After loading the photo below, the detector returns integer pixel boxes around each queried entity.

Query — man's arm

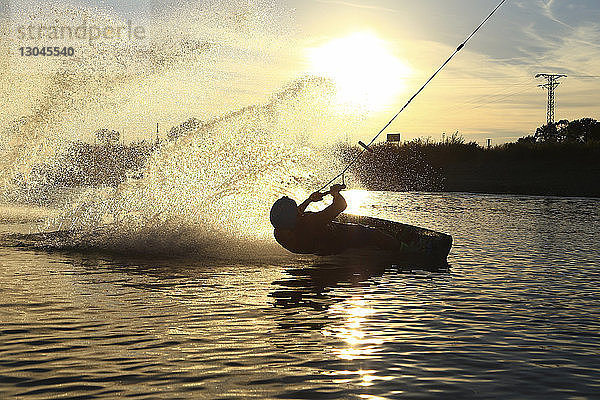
[310,184,347,224]
[298,191,324,213]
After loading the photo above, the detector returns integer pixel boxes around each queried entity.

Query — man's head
[270,196,298,230]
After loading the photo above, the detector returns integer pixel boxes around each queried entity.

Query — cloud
[312,0,398,14]
[538,0,573,29]
[514,1,600,72]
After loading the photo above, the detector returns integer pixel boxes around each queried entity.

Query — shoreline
[371,189,600,200]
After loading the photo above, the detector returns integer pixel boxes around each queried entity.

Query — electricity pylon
[535,73,567,125]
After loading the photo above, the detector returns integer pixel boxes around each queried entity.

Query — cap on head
[270,196,298,229]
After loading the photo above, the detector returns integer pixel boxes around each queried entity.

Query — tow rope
[317,0,508,192]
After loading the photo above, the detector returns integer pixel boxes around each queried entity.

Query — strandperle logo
[13,19,146,43]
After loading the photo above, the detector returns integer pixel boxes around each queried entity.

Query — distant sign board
[387,133,401,142]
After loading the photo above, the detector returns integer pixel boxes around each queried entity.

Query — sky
[288,0,600,143]
[2,0,600,145]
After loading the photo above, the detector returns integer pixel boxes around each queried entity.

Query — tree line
[341,118,600,197]
[519,118,600,144]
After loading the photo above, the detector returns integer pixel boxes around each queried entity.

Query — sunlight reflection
[358,394,393,400]
[324,297,383,361]
[342,189,370,215]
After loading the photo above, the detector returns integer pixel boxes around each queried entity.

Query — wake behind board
[320,213,453,270]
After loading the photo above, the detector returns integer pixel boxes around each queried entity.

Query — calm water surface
[1,192,599,399]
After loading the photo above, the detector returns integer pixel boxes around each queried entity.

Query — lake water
[1,191,599,399]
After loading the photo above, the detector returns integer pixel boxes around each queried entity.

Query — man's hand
[309,191,324,202]
[329,184,346,194]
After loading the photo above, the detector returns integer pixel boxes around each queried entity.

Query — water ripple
[1,193,600,399]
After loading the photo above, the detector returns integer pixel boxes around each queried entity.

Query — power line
[439,81,535,114]
[567,74,600,78]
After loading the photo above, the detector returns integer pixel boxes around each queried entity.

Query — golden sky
[2,0,600,145]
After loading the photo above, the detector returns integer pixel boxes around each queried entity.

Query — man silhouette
[270,184,398,255]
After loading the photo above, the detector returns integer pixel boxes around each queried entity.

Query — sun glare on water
[342,189,370,214]
[307,31,411,110]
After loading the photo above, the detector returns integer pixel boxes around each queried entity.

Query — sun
[306,31,411,110]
